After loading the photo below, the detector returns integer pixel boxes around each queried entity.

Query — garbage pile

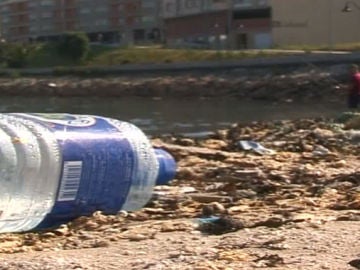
[0,116,359,257]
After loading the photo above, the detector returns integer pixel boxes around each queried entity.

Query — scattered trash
[253,254,285,267]
[0,116,356,269]
[238,140,276,155]
[197,215,244,235]
[312,145,331,156]
[197,216,221,223]
[0,113,177,233]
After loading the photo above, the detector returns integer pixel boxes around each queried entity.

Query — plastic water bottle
[0,113,177,233]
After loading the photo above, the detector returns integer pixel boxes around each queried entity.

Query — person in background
[347,64,360,109]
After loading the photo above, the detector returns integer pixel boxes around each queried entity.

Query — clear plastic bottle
[0,113,176,233]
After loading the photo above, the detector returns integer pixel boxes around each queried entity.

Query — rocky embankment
[0,63,350,103]
[0,116,359,269]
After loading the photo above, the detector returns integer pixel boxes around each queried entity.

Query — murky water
[0,96,345,136]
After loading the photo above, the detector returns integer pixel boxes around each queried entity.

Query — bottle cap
[154,148,177,185]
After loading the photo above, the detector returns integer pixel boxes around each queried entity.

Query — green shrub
[57,32,90,62]
[0,43,9,65]
[3,43,37,68]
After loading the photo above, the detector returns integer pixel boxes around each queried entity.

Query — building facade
[164,0,360,50]
[0,0,163,45]
[163,0,272,49]
[1,0,360,49]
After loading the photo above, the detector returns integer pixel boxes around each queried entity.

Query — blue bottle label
[11,113,158,228]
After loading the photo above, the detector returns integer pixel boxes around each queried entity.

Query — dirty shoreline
[0,116,359,269]
[0,62,359,269]
[0,63,350,104]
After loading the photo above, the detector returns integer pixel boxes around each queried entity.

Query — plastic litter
[238,140,276,155]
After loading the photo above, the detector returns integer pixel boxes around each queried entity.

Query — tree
[57,32,90,62]
[2,42,36,68]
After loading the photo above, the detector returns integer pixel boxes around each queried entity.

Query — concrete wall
[271,0,360,47]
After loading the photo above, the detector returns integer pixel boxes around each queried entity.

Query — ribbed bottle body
[0,113,161,232]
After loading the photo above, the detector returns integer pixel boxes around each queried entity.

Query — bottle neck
[154,148,177,185]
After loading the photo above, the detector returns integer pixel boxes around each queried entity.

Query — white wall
[271,0,360,47]
[254,32,272,49]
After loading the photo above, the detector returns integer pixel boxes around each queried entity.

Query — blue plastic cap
[154,148,177,185]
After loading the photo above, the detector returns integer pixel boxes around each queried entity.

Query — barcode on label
[58,161,82,201]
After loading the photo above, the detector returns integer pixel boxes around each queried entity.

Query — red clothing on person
[348,71,360,108]
[350,72,360,95]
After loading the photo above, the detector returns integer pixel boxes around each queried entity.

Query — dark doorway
[236,33,248,49]
[133,29,145,43]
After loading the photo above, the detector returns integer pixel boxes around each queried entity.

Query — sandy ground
[0,117,359,269]
[0,220,359,270]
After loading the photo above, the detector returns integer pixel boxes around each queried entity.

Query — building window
[142,16,155,23]
[164,1,176,17]
[40,25,52,31]
[30,26,38,33]
[95,19,108,26]
[142,0,156,8]
[165,2,173,12]
[126,16,134,25]
[28,2,38,8]
[132,17,141,24]
[40,0,54,6]
[1,6,9,12]
[80,8,91,14]
[95,6,107,13]
[125,2,139,12]
[234,0,253,8]
[1,17,9,23]
[257,0,268,6]
[41,12,52,18]
[185,0,201,8]
[233,7,271,19]
[133,29,145,41]
[30,13,38,20]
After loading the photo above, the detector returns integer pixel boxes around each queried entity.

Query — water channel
[0,96,345,137]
